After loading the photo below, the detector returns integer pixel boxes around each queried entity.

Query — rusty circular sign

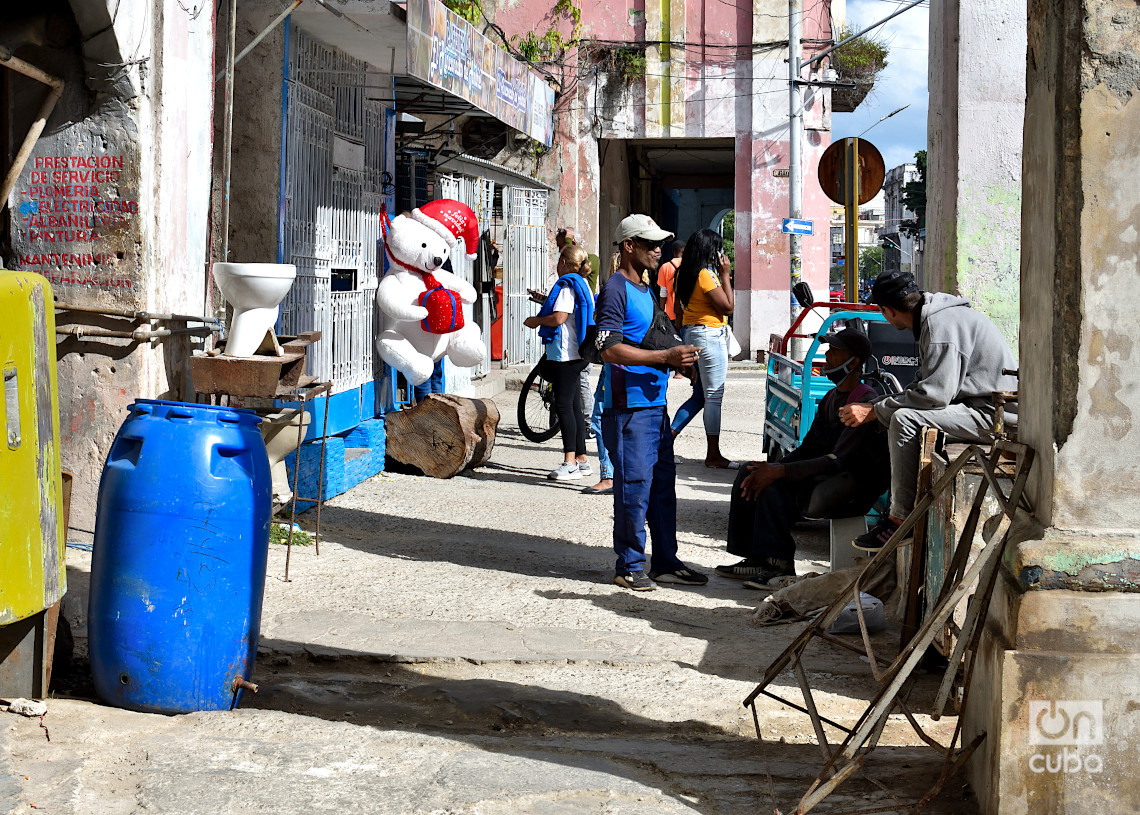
[817,138,886,206]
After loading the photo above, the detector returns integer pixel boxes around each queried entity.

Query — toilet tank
[0,271,66,625]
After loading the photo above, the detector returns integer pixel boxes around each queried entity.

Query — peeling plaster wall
[4,1,215,539]
[1039,6,1140,533]
[927,0,1026,350]
[965,2,1140,811]
[1017,0,1140,531]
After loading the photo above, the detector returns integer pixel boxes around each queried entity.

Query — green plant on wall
[832,24,889,78]
[588,44,647,82]
[442,0,481,25]
[511,0,582,62]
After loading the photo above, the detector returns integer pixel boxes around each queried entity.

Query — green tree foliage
[859,246,884,280]
[900,150,926,238]
[511,0,583,62]
[442,0,481,24]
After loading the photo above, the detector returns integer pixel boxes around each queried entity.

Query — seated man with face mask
[717,328,891,589]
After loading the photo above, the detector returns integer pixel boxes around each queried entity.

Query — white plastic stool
[830,516,867,572]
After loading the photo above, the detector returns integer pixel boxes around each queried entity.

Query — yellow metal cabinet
[0,271,65,697]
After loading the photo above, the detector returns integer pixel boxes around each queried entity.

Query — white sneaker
[577,461,592,476]
[548,462,582,481]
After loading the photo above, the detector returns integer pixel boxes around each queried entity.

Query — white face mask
[821,357,857,385]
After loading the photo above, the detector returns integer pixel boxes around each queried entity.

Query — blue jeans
[589,378,613,480]
[601,406,683,574]
[413,359,445,403]
[670,324,729,436]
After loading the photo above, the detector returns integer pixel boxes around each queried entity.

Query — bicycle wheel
[517,361,560,443]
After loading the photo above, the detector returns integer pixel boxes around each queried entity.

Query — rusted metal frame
[914,731,987,812]
[893,696,952,754]
[840,511,1015,763]
[793,659,836,764]
[748,703,784,814]
[813,628,894,670]
[0,51,64,214]
[744,501,924,707]
[56,325,215,340]
[56,303,222,325]
[216,0,302,82]
[280,378,333,580]
[312,393,330,556]
[804,803,915,815]
[932,447,1033,717]
[753,688,855,735]
[869,446,989,686]
[935,443,1026,600]
[772,442,1031,815]
[852,572,889,682]
[859,770,918,813]
[746,445,1001,810]
[796,756,866,814]
[745,463,957,708]
[935,446,995,599]
[284,399,304,582]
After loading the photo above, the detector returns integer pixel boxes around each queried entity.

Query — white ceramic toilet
[258,408,312,507]
[213,262,297,357]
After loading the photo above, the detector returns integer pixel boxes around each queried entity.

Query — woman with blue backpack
[525,244,597,481]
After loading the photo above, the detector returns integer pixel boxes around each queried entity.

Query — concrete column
[926,0,1026,348]
[966,2,1140,812]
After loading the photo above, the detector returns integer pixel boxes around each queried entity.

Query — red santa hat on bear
[410,199,480,261]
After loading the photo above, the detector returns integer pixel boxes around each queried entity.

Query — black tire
[517,361,560,443]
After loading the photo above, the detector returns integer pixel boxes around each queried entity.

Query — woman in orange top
[670,228,738,468]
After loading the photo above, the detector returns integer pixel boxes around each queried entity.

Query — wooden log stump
[385,394,500,478]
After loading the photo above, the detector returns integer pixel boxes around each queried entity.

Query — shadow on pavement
[245,638,974,815]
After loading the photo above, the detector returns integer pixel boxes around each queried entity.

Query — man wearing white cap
[594,214,706,591]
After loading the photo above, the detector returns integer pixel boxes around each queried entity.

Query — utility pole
[787,0,803,327]
[786,0,925,315]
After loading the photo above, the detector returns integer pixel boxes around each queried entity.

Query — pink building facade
[491,0,837,353]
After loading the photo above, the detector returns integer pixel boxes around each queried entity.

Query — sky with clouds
[831,0,929,172]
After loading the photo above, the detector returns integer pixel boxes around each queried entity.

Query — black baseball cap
[821,327,872,361]
[868,270,919,306]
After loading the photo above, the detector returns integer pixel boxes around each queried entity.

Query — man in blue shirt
[595,214,705,591]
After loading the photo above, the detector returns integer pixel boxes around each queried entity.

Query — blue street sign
[781,218,814,236]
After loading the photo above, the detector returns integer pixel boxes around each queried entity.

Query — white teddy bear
[375,199,487,386]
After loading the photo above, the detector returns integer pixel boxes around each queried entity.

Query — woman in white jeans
[670,228,737,468]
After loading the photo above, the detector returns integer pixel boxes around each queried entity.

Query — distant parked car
[829,282,844,302]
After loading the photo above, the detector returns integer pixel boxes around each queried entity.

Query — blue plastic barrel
[88,400,272,713]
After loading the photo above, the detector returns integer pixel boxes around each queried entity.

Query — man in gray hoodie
[838,270,1018,550]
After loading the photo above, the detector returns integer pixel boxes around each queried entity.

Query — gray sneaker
[577,461,592,476]
[548,462,582,481]
[614,571,656,591]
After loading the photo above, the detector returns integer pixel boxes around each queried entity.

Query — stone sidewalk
[2,370,979,815]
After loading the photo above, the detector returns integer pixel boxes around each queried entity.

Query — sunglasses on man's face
[632,238,662,251]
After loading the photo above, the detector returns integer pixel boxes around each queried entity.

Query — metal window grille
[280,25,381,395]
[502,187,549,366]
